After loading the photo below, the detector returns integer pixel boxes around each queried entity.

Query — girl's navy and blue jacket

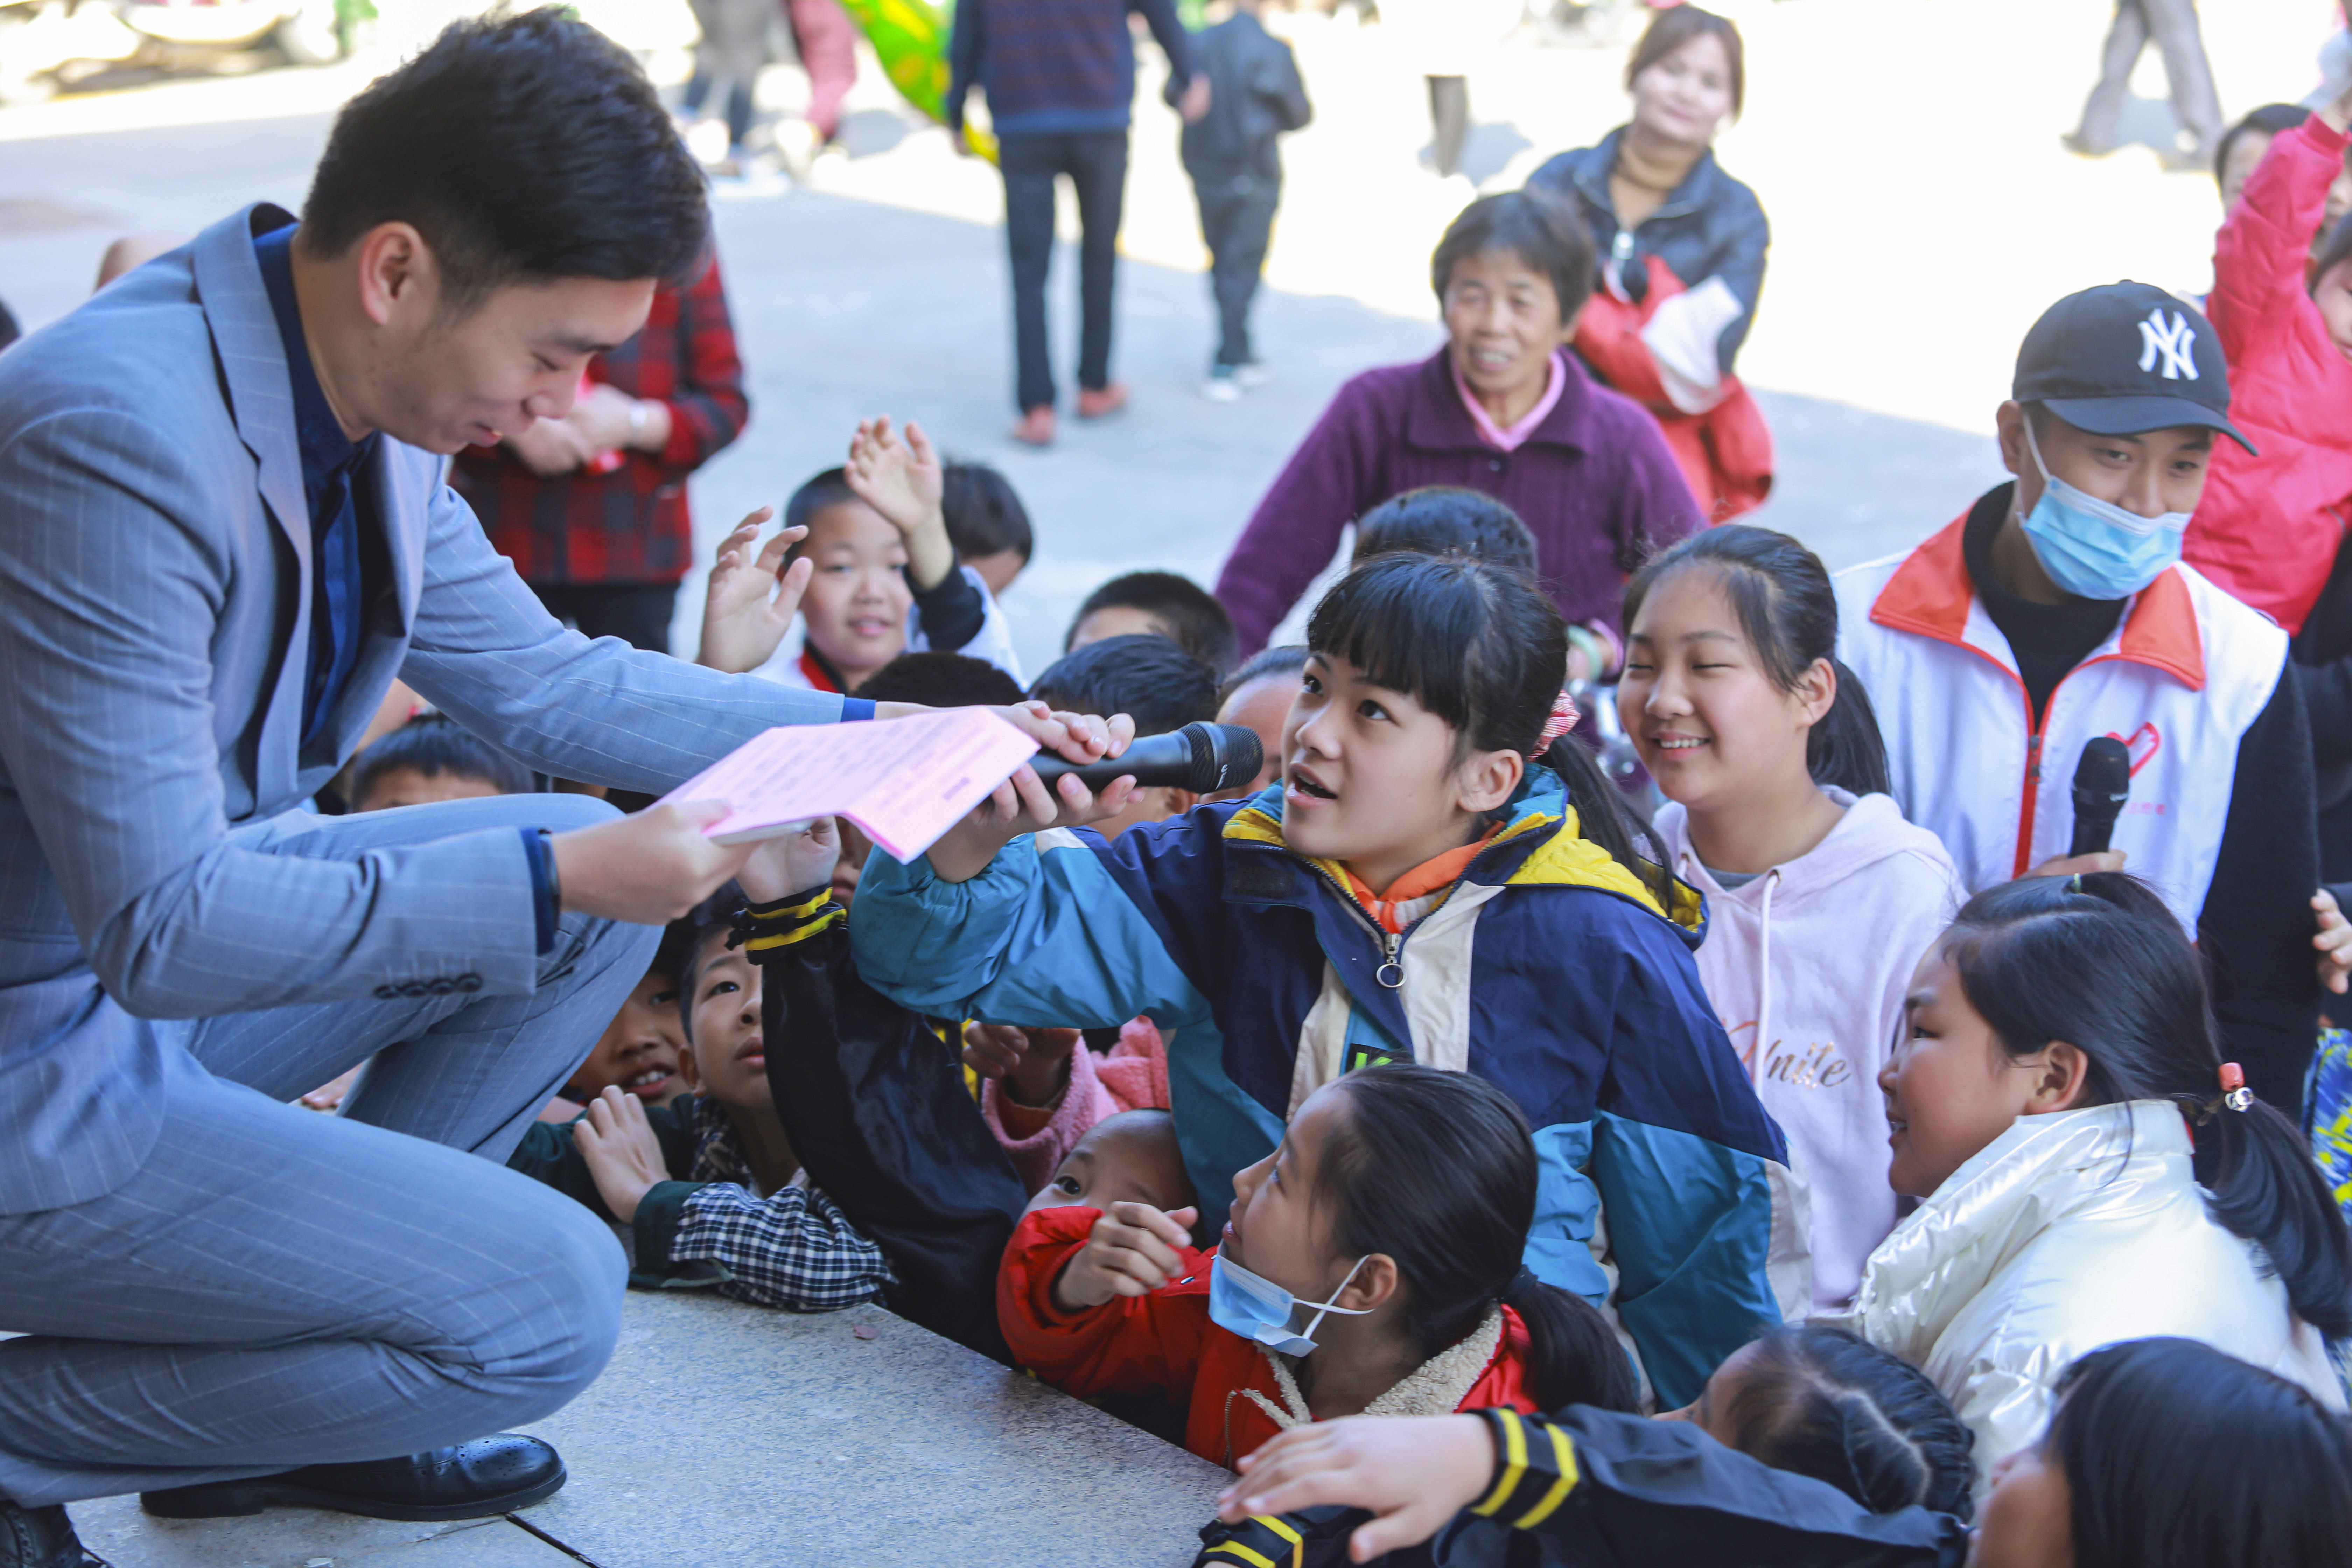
[851,768,1802,1407]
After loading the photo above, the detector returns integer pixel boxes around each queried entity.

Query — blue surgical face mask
[1206,1252,1371,1357]
[2014,419,2191,602]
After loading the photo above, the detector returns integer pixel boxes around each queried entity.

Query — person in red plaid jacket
[454,251,749,652]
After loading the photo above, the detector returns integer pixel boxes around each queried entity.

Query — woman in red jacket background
[997,1066,1639,1470]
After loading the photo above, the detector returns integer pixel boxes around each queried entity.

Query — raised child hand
[845,416,956,591]
[573,1085,674,1224]
[2315,888,2352,996]
[1219,1415,1496,1562]
[696,506,811,673]
[1051,1200,1200,1311]
[740,816,843,904]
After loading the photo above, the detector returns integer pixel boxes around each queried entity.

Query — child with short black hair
[1025,1108,1195,1220]
[538,919,696,1120]
[941,459,1034,597]
[1349,487,1539,576]
[346,713,530,811]
[1066,570,1238,676]
[700,418,1023,691]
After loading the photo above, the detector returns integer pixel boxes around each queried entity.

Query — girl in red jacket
[996,1065,1640,1470]
[2186,82,2352,633]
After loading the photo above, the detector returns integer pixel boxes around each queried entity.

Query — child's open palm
[696,505,811,673]
[573,1086,673,1224]
[845,416,956,590]
[1052,1200,1200,1311]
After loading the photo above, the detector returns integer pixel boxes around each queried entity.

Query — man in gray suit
[0,13,1118,1566]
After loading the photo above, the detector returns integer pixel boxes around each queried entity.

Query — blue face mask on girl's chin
[1206,1252,1372,1358]
[2014,420,2192,602]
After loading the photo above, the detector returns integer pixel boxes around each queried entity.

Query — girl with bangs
[848,553,1801,1410]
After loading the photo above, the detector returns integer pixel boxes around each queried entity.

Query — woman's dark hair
[2214,102,2310,189]
[1625,4,1745,117]
[2049,1338,2352,1568]
[1621,524,1891,798]
[1719,1325,1975,1521]
[1315,1065,1640,1414]
[1030,634,1219,737]
[302,9,709,310]
[1942,874,2352,1339]
[941,461,1033,566]
[1218,644,1309,712]
[1308,554,1670,900]
[1350,488,1541,578]
[347,713,531,804]
[1067,571,1239,677]
[1431,190,1597,324]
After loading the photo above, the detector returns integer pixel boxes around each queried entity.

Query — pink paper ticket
[659,708,1041,862]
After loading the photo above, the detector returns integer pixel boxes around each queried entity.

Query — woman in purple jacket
[1212,191,1703,668]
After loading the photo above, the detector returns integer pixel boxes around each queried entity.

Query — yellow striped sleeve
[1202,1543,1278,1568]
[741,890,843,952]
[1511,1420,1580,1529]
[1470,1407,1529,1517]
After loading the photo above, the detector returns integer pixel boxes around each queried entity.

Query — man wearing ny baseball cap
[1836,281,2322,1107]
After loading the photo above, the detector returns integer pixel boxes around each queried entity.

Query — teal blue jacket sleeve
[849,830,1212,1032]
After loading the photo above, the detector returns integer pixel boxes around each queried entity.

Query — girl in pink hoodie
[1618,526,1963,1311]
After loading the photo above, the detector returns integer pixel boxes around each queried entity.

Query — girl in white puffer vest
[1846,871,2351,1499]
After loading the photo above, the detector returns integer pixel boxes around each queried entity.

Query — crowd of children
[288,9,2352,1562]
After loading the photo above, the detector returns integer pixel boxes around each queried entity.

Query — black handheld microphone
[1029,722,1265,796]
[2068,736,2132,858]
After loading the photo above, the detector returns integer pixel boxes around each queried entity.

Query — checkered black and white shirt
[668,1098,894,1312]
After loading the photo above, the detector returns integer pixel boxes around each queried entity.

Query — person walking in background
[1181,0,1309,402]
[455,252,749,654]
[947,0,1209,447]
[2063,0,2224,170]
[1527,4,1771,522]
[778,0,860,173]
[681,0,774,174]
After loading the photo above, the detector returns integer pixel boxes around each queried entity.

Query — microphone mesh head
[1182,722,1264,792]
[2079,736,2132,794]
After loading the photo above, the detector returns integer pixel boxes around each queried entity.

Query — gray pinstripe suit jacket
[0,204,838,1214]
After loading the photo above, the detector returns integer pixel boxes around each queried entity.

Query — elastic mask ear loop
[2019,415,2055,518]
[1295,1255,1374,1340]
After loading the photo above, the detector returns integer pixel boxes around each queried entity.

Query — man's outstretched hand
[551,799,754,926]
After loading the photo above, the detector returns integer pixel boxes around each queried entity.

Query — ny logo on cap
[2137,309,2199,382]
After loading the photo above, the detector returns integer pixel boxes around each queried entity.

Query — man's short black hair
[1067,570,1238,676]
[1030,635,1218,737]
[348,713,531,804]
[941,461,1034,565]
[857,651,1026,708]
[301,8,709,310]
[1218,644,1309,710]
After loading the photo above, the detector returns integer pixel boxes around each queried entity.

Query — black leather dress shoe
[0,1501,107,1568]
[138,1435,565,1523]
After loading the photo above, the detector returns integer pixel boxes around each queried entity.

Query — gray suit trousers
[0,794,650,1507]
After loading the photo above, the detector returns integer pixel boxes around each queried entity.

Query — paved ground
[66,1292,1231,1567]
[5,0,2333,667]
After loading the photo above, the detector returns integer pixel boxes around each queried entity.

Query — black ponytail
[1314,1065,1642,1414]
[1945,874,2352,1339]
[1722,1325,1975,1521]
[1309,554,1671,904]
[1620,524,1892,798]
